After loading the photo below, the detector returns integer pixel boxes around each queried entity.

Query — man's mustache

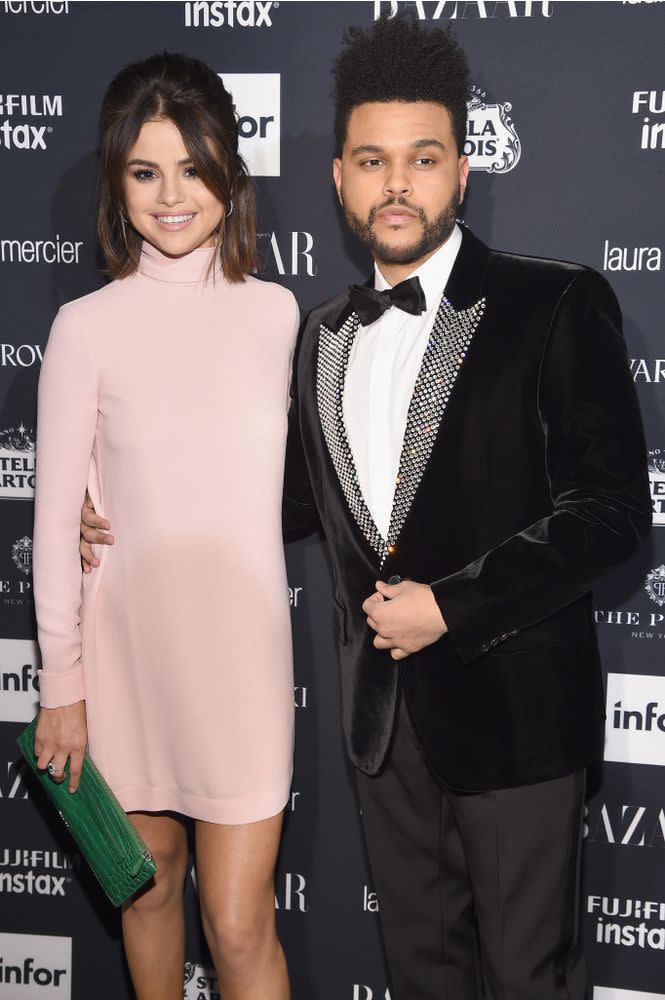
[368,198,425,224]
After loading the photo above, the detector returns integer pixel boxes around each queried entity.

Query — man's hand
[362,580,448,661]
[80,493,114,573]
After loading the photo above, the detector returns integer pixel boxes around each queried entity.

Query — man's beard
[342,186,461,266]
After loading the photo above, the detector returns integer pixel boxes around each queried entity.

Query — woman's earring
[226,200,234,219]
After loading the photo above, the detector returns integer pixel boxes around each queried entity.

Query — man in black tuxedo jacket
[81,14,651,1000]
[281,14,651,1000]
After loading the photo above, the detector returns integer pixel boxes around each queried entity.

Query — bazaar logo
[645,565,665,607]
[12,536,32,577]
[373,1,553,19]
[465,86,521,173]
[0,425,35,500]
[649,449,665,525]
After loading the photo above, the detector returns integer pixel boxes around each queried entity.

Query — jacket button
[388,575,401,585]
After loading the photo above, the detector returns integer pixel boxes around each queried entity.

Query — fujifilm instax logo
[218,73,279,176]
[185,1,275,28]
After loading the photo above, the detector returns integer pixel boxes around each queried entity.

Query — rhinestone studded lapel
[317,312,385,560]
[316,293,486,566]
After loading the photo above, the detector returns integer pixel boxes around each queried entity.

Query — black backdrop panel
[1,3,664,998]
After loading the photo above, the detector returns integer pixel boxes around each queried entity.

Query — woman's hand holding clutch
[34,701,88,793]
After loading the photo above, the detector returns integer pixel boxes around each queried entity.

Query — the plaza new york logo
[0,425,35,500]
[12,535,32,577]
[465,86,521,173]
[645,565,665,607]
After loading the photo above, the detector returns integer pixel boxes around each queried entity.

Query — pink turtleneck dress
[33,242,299,824]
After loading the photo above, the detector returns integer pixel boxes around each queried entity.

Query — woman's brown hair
[97,51,257,282]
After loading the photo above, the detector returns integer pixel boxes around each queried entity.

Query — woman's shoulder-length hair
[97,51,257,283]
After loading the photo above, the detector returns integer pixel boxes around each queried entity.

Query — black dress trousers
[355,695,586,1000]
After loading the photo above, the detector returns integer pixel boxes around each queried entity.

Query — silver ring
[47,762,65,777]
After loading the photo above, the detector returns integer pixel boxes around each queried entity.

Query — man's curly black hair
[332,12,470,156]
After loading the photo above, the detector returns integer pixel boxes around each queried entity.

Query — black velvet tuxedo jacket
[283,226,652,792]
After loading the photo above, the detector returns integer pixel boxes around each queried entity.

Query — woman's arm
[32,303,98,790]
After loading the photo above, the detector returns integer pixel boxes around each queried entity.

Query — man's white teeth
[156,214,194,224]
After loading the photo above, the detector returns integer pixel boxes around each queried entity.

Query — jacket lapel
[317,309,386,561]
[385,292,485,560]
[315,226,490,567]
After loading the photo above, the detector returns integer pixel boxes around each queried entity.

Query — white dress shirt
[343,224,462,540]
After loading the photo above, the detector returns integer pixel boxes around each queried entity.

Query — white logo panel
[0,639,40,723]
[0,932,71,997]
[219,72,280,177]
[605,673,665,766]
[594,989,665,1000]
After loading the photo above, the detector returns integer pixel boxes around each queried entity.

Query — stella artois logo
[649,448,665,525]
[0,424,36,500]
[183,962,218,999]
[465,85,521,174]
[12,536,32,577]
[645,565,665,607]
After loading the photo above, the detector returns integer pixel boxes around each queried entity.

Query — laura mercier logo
[2,1,70,12]
[602,239,661,272]
[465,86,521,173]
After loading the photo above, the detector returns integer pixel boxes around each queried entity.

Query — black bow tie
[349,275,427,327]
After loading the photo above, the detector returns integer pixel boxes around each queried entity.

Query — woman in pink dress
[32,52,297,1000]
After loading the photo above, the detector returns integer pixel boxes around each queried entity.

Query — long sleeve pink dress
[33,242,299,824]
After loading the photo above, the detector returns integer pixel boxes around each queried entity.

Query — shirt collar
[373,223,463,309]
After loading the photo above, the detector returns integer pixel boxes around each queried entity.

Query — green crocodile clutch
[17,715,157,907]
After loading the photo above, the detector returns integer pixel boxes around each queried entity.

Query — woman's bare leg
[122,812,189,1000]
[195,811,289,1000]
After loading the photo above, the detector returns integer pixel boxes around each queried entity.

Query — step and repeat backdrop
[1,1,664,998]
